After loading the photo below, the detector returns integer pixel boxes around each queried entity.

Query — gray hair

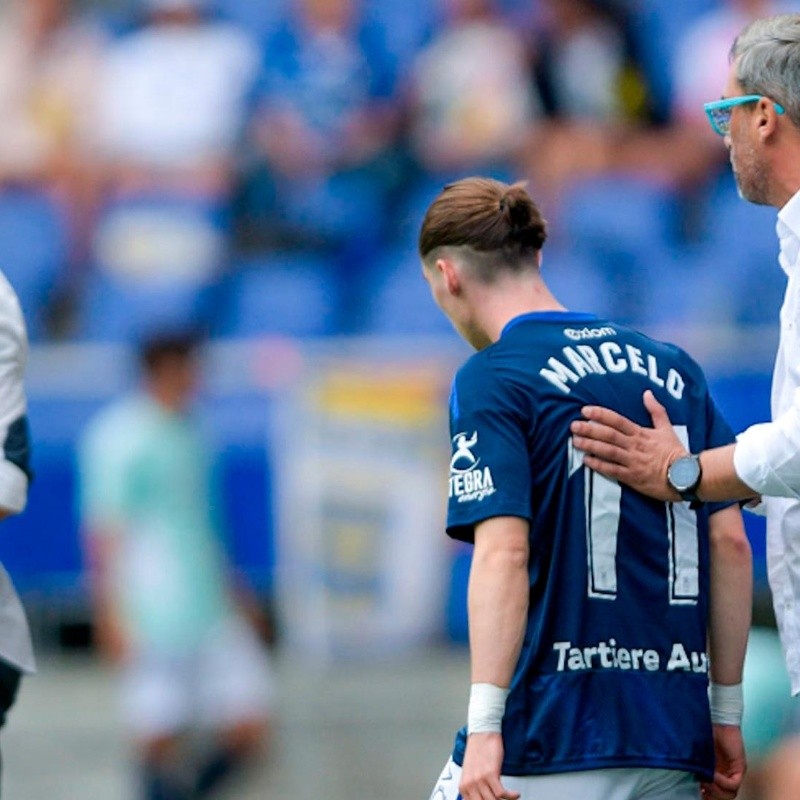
[731,13,800,127]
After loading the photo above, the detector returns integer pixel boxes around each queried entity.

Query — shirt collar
[777,189,800,274]
[500,311,598,338]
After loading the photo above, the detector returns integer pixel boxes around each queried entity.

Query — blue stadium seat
[78,272,213,342]
[214,252,339,338]
[558,175,682,324]
[685,177,783,325]
[364,245,457,336]
[0,190,67,340]
[77,194,229,341]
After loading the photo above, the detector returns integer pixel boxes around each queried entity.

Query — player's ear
[437,257,462,295]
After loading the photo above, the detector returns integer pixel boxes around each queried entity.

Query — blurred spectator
[79,332,274,800]
[76,0,260,341]
[406,0,536,178]
[237,0,402,331]
[0,0,108,334]
[739,625,800,800]
[523,0,657,202]
[97,0,258,200]
[241,0,400,250]
[0,0,104,192]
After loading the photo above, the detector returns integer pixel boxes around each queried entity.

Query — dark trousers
[0,660,22,797]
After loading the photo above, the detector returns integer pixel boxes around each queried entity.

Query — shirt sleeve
[446,357,532,542]
[733,386,800,499]
[78,414,136,531]
[0,276,30,515]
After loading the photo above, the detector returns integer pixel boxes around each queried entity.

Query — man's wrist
[709,681,743,726]
[667,453,704,508]
[467,683,509,734]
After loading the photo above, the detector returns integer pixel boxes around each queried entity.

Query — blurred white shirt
[734,188,800,694]
[98,20,258,168]
[0,272,34,676]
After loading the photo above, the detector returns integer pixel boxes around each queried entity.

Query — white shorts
[430,758,700,800]
[121,615,275,739]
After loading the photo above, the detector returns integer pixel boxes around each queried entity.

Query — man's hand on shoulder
[570,389,687,501]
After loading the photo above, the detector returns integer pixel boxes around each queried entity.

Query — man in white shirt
[0,272,35,792]
[569,13,800,694]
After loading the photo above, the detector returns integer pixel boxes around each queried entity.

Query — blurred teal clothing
[79,395,232,654]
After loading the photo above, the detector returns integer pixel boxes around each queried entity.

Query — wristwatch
[667,455,703,507]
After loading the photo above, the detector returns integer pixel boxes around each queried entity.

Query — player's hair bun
[419,177,548,264]
[499,185,533,231]
[500,184,547,250]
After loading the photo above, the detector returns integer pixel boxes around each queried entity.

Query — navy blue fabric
[446,312,736,779]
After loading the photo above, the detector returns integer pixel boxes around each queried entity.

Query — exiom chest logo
[449,431,496,503]
[564,326,617,341]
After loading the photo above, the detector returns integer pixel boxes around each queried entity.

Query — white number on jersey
[568,426,699,605]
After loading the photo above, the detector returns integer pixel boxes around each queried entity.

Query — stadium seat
[78,271,214,342]
[686,178,783,325]
[0,190,67,340]
[363,245,457,336]
[558,175,682,324]
[77,193,229,341]
[213,252,339,338]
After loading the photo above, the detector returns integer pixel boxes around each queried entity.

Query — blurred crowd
[0,0,794,343]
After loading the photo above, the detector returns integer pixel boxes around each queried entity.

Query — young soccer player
[422,178,752,800]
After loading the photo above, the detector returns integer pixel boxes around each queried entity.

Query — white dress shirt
[734,188,800,694]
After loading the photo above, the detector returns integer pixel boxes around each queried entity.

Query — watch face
[669,457,701,493]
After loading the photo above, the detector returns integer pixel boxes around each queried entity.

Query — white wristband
[467,683,509,734]
[709,682,743,726]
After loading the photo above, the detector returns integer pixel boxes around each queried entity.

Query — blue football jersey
[446,311,737,779]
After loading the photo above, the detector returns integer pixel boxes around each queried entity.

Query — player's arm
[460,515,528,800]
[84,526,129,665]
[570,390,759,502]
[702,504,752,800]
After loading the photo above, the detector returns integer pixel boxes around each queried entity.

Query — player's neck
[476,279,566,346]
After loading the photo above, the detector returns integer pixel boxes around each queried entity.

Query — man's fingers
[490,778,520,800]
[580,405,640,435]
[582,455,626,480]
[570,420,632,449]
[572,436,630,467]
[642,389,671,430]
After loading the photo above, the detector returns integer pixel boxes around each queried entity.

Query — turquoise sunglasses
[704,94,785,136]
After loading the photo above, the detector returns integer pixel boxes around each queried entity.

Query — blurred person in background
[0,274,35,792]
[0,0,108,333]
[406,0,536,181]
[522,0,656,204]
[83,0,259,330]
[0,0,105,205]
[515,0,692,326]
[421,178,751,800]
[96,0,258,201]
[79,332,274,800]
[736,623,800,799]
[239,0,401,326]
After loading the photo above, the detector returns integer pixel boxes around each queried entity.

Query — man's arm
[84,528,128,665]
[702,504,752,800]
[570,390,759,502]
[459,516,529,800]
